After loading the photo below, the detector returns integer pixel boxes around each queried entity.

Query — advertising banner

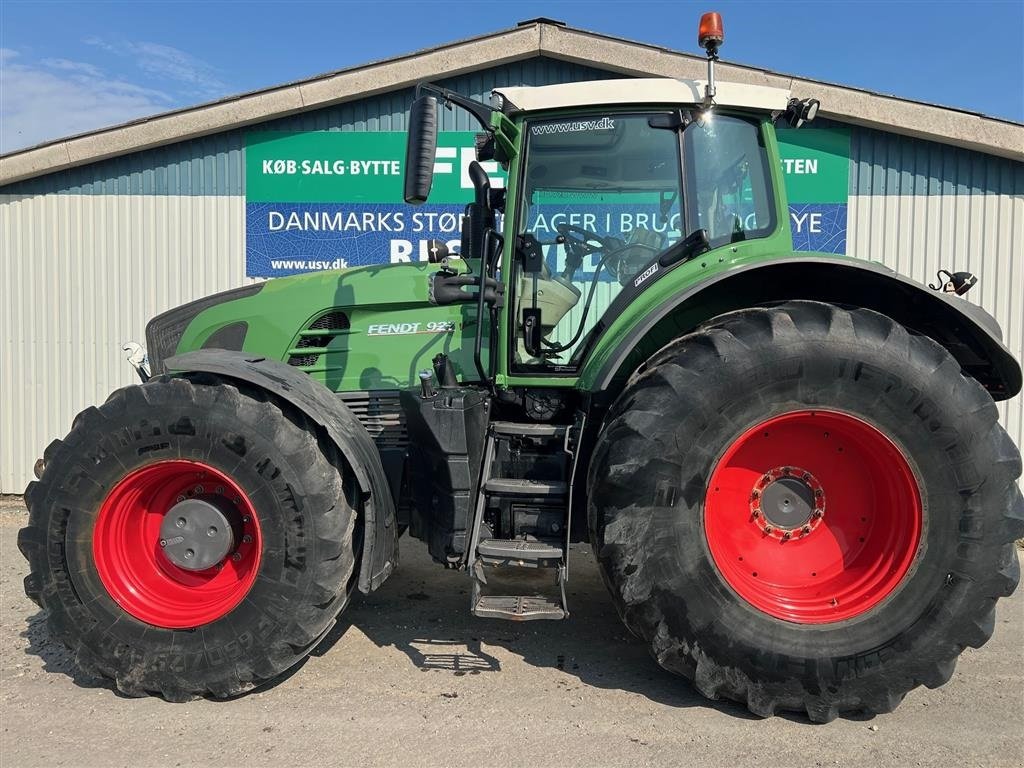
[245,131,505,277]
[245,125,851,277]
[777,127,851,253]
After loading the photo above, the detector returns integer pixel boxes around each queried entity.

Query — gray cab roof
[496,78,791,114]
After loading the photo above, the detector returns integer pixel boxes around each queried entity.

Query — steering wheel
[555,223,612,251]
[555,223,619,281]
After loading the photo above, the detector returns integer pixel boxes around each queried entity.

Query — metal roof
[1,19,1021,186]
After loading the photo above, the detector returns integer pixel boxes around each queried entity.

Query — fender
[582,256,1022,402]
[166,349,397,593]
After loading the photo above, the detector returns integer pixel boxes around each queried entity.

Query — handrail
[473,229,504,390]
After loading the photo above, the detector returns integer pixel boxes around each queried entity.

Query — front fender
[166,349,397,593]
[581,256,1021,402]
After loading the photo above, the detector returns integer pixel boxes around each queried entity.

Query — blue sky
[1,0,1022,154]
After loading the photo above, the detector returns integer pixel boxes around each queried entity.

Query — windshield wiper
[656,228,711,268]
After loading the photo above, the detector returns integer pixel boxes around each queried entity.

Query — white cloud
[40,57,105,78]
[84,37,227,97]
[0,49,174,154]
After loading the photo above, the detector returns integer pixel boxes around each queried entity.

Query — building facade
[1,21,1022,491]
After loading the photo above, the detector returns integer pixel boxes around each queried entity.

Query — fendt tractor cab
[20,14,1022,721]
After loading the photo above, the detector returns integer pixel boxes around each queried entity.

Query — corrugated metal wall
[1,56,1022,492]
[0,194,246,489]
[847,126,1023,455]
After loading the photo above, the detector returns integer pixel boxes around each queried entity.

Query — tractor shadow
[310,537,762,720]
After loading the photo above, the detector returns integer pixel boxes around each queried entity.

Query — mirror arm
[415,82,496,133]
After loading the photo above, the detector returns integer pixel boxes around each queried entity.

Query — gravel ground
[2,503,1022,768]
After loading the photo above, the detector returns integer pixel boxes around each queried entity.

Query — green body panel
[176,261,488,392]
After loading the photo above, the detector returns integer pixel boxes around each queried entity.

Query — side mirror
[404,95,438,204]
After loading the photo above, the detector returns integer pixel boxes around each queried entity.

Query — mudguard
[166,350,397,593]
[585,257,1022,401]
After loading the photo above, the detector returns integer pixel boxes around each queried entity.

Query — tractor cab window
[686,115,775,247]
[512,113,684,369]
[511,111,775,371]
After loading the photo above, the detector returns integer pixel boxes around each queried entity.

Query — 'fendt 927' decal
[366,321,456,336]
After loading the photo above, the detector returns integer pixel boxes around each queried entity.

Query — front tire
[589,301,1022,722]
[18,376,357,700]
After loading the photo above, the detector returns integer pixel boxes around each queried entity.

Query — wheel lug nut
[194,485,204,494]
[764,526,773,534]
[242,534,253,544]
[802,525,811,534]
[782,532,791,541]
[176,495,186,503]
[215,486,225,495]
[814,489,824,498]
[207,526,218,537]
[751,490,760,499]
[751,509,761,518]
[175,517,186,528]
[232,552,242,561]
[184,549,195,559]
[242,516,250,523]
[813,510,823,518]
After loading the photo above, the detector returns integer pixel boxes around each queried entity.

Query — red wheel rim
[704,410,922,624]
[93,460,262,629]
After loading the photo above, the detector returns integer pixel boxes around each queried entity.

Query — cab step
[483,477,568,496]
[463,415,586,622]
[477,538,563,567]
[472,594,566,621]
[489,421,568,437]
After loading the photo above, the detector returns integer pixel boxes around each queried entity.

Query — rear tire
[18,375,357,700]
[588,301,1022,722]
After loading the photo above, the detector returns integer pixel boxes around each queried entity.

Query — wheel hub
[750,466,824,540]
[159,497,235,571]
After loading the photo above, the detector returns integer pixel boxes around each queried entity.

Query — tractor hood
[147,261,480,391]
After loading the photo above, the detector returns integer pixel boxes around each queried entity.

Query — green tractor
[19,14,1022,722]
